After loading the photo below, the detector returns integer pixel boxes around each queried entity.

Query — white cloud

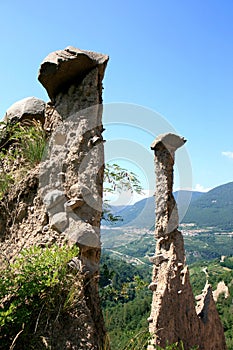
[222,151,233,159]
[194,184,212,192]
[104,189,154,206]
[174,185,211,193]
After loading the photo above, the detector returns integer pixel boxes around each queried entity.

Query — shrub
[0,244,79,348]
[0,120,47,199]
[10,120,47,166]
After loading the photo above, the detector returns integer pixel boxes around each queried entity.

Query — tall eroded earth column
[148,133,226,350]
[38,46,109,349]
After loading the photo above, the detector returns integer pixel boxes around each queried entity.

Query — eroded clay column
[148,133,227,350]
[38,46,109,349]
[148,133,199,349]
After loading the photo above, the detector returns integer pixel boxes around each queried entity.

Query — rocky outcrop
[0,46,109,350]
[148,133,226,350]
[213,280,230,302]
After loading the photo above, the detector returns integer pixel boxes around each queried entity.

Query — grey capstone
[4,97,46,124]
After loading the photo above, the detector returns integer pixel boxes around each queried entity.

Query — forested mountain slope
[104,182,233,230]
[104,190,203,229]
[182,182,233,229]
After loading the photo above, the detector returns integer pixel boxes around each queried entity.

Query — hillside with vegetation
[102,226,233,265]
[99,254,233,350]
[182,182,233,229]
[103,182,233,231]
[102,191,203,229]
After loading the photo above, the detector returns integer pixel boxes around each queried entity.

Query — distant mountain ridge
[182,182,233,229]
[104,182,233,230]
[104,190,203,229]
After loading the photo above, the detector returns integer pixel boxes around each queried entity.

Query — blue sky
[0,0,233,201]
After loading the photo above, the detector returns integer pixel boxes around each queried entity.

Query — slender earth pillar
[148,133,226,350]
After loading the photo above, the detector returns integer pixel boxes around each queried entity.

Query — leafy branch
[104,163,143,195]
[102,163,143,223]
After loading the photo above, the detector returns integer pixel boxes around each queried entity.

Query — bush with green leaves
[0,244,79,348]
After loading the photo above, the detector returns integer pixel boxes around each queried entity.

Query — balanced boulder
[4,96,45,124]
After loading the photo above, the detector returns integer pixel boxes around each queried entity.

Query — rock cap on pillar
[151,133,186,153]
[38,46,109,100]
[4,97,46,124]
